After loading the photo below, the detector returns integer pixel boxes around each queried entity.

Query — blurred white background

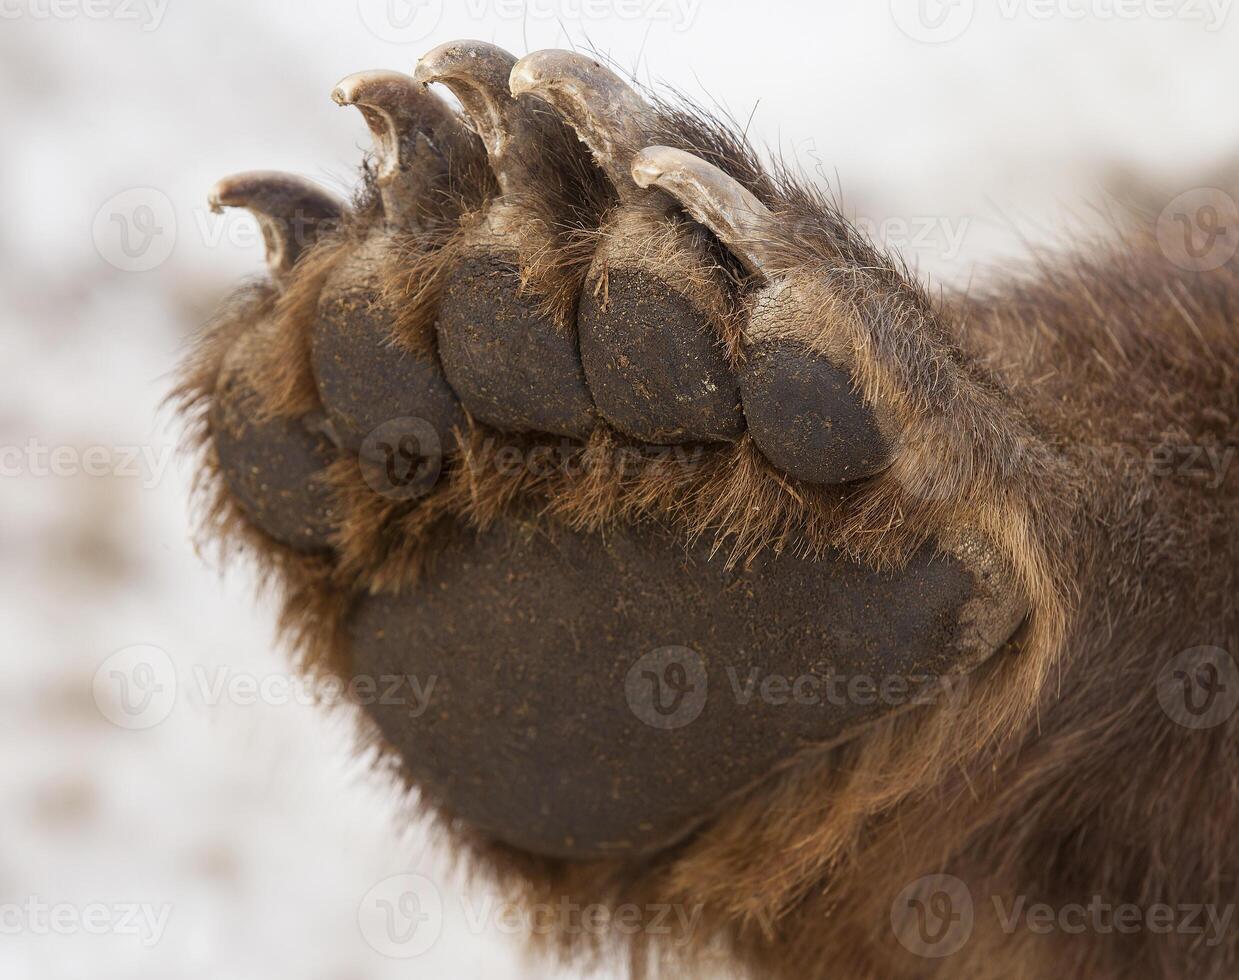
[2,1,1237,977]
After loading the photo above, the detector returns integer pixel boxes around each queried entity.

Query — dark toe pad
[436,253,596,439]
[211,331,339,552]
[741,339,890,485]
[578,266,743,444]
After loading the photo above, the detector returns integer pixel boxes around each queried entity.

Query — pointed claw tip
[333,69,414,108]
[507,59,538,100]
[625,147,773,277]
[410,60,435,87]
[207,177,238,213]
[414,40,515,90]
[508,49,600,100]
[412,41,462,87]
[629,150,665,190]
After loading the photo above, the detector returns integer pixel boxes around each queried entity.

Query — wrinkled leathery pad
[415,41,601,439]
[511,53,743,444]
[312,236,466,457]
[190,46,1029,864]
[312,70,474,458]
[351,514,1024,858]
[437,252,597,437]
[629,145,895,481]
[210,325,340,551]
[574,213,745,443]
[741,339,890,483]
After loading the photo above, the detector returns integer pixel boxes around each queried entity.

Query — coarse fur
[175,67,1238,980]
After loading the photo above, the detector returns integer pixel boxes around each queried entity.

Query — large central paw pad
[192,44,1027,860]
[353,516,1019,857]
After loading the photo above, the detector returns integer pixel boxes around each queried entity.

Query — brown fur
[177,80,1237,980]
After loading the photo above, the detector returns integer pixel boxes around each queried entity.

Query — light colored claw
[208,171,343,283]
[509,50,653,203]
[631,146,774,278]
[413,40,534,196]
[332,70,466,228]
[332,70,460,183]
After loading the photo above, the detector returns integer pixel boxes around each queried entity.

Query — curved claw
[631,146,773,278]
[509,51,653,203]
[332,70,466,227]
[413,40,537,197]
[208,171,343,283]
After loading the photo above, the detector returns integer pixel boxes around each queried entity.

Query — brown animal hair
[176,53,1237,979]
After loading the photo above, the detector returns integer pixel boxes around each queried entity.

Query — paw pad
[186,44,1028,862]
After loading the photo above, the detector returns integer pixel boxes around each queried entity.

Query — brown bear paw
[191,44,1028,861]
